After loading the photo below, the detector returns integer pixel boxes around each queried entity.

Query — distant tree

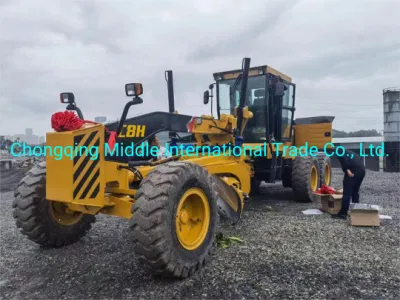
[332,129,348,137]
[347,129,381,137]
[332,129,382,138]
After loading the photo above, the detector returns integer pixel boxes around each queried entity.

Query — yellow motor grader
[12,58,334,279]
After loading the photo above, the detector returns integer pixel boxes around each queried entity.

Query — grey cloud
[184,0,301,63]
[0,0,399,137]
[288,41,400,81]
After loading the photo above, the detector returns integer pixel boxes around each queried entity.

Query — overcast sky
[1,0,399,137]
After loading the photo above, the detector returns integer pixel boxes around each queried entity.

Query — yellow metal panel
[104,161,132,190]
[46,131,74,202]
[293,123,333,149]
[46,124,106,207]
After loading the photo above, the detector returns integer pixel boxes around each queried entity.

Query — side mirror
[203,90,210,104]
[125,83,143,97]
[60,92,75,104]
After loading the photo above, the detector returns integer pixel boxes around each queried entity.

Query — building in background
[330,137,384,172]
[24,128,39,145]
[383,87,400,172]
[25,128,33,137]
[95,116,107,124]
[1,129,44,145]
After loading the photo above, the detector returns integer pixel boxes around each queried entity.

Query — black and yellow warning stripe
[73,130,101,200]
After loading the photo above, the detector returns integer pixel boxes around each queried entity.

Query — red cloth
[50,110,117,150]
[51,111,84,132]
[315,184,336,194]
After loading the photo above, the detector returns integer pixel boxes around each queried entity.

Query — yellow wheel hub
[49,201,83,225]
[324,164,331,185]
[310,165,318,191]
[175,187,211,251]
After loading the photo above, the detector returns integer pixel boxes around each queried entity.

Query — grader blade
[211,175,242,223]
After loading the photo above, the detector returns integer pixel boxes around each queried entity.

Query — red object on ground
[315,184,336,195]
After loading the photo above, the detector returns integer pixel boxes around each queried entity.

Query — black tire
[317,153,332,187]
[291,156,320,203]
[282,164,292,188]
[12,161,96,247]
[130,161,218,279]
[250,178,261,195]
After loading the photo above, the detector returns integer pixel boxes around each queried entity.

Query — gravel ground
[0,168,399,299]
[0,167,30,193]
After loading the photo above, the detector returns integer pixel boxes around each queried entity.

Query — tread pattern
[12,161,96,247]
[317,153,332,186]
[291,156,320,203]
[129,161,218,279]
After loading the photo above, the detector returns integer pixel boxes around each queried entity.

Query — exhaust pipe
[165,70,177,148]
[165,70,175,113]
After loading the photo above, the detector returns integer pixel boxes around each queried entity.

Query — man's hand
[347,169,354,177]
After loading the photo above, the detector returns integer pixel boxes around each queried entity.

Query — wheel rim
[49,201,83,225]
[175,187,211,251]
[324,163,331,185]
[310,165,318,191]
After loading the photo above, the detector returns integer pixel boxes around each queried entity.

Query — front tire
[12,161,96,247]
[130,161,218,278]
[291,156,320,203]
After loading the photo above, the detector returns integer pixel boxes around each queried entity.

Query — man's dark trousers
[338,170,365,216]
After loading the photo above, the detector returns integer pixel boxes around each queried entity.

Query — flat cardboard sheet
[302,209,324,215]
[379,214,392,220]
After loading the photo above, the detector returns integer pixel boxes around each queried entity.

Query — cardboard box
[319,193,342,215]
[349,204,380,227]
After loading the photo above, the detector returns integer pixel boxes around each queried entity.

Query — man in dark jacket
[332,148,366,219]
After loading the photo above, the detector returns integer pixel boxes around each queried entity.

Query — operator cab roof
[213,65,292,83]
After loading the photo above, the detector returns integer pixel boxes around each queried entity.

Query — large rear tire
[291,156,320,203]
[317,153,332,187]
[130,161,218,279]
[12,161,96,247]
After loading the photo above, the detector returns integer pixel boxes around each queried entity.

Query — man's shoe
[332,213,347,220]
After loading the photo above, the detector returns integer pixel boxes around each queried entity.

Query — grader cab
[203,63,334,201]
[12,57,334,279]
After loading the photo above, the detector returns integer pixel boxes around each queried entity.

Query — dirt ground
[0,168,399,299]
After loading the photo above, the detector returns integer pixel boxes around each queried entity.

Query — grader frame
[13,57,334,279]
